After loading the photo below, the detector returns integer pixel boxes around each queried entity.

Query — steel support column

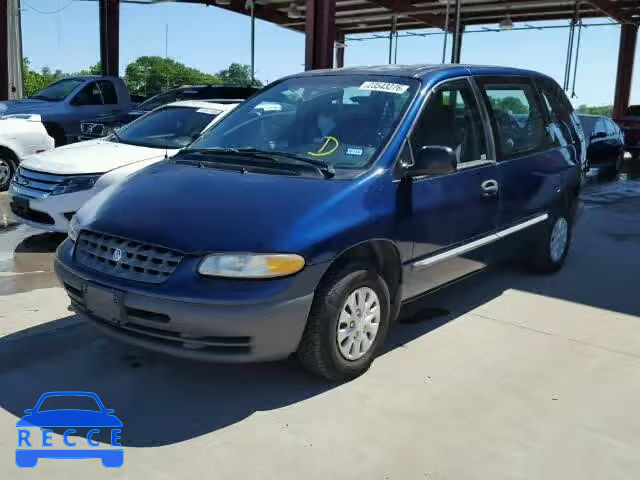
[451,25,464,63]
[613,23,638,120]
[305,0,336,70]
[99,0,120,77]
[336,31,345,69]
[0,0,7,101]
[450,0,463,64]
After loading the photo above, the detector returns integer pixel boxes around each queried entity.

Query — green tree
[124,56,221,96]
[22,58,65,97]
[576,104,613,117]
[494,96,529,114]
[22,56,261,99]
[74,62,102,76]
[216,63,262,86]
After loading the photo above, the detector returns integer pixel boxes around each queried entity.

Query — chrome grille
[75,231,183,283]
[12,167,66,199]
[80,122,106,138]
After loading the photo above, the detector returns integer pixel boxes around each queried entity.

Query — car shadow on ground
[0,267,498,447]
[1,249,636,449]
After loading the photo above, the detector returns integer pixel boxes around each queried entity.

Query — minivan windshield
[115,106,221,149]
[30,78,84,101]
[188,75,419,171]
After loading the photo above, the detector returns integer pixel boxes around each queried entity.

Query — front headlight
[68,214,80,242]
[198,253,305,279]
[52,174,102,195]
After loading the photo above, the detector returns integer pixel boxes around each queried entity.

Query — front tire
[527,212,573,274]
[0,154,16,191]
[297,262,391,381]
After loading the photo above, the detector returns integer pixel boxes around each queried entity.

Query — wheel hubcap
[550,217,568,263]
[337,286,380,361]
[0,159,10,185]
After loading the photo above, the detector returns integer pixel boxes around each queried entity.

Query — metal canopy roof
[164,1,640,34]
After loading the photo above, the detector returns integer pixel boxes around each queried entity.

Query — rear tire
[526,212,573,274]
[0,154,16,191]
[297,261,391,381]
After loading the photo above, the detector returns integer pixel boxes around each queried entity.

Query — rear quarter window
[535,77,583,145]
[478,78,552,160]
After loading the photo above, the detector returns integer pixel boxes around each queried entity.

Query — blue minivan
[55,65,584,380]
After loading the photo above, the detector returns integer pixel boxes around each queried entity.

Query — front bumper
[55,242,319,363]
[10,184,95,233]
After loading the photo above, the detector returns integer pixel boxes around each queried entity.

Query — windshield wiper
[236,148,335,178]
[182,147,335,178]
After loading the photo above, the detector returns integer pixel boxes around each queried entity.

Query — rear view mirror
[405,146,457,178]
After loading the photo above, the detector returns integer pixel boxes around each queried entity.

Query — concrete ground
[1,164,640,479]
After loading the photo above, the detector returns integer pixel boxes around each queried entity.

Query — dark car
[579,114,625,173]
[79,85,259,140]
[56,65,582,381]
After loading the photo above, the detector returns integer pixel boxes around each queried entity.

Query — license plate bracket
[83,283,125,326]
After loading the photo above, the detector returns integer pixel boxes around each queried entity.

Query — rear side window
[479,79,549,159]
[411,79,488,165]
[73,80,118,106]
[97,80,118,105]
[535,77,582,146]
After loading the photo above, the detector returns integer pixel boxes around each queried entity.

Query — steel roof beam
[366,0,448,29]
[587,0,634,23]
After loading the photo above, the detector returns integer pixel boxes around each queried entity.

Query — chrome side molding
[412,213,549,270]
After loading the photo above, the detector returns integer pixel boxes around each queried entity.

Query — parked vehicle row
[10,101,237,232]
[46,65,583,380]
[79,85,259,141]
[0,79,258,190]
[579,114,625,175]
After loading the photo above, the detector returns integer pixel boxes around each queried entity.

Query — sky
[20,0,639,107]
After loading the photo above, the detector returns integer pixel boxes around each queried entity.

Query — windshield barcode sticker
[359,81,409,94]
[196,108,222,115]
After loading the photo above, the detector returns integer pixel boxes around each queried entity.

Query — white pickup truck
[0,114,55,191]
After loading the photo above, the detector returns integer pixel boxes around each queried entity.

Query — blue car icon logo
[16,391,123,468]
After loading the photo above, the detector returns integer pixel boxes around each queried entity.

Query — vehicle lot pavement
[1,167,640,479]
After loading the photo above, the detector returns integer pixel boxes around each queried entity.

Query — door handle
[481,179,499,197]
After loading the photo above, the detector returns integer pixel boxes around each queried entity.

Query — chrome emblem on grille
[112,248,122,262]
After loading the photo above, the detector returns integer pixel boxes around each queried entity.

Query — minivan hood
[0,99,59,114]
[21,140,174,175]
[79,161,387,256]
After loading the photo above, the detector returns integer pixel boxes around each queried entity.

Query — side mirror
[405,146,457,178]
